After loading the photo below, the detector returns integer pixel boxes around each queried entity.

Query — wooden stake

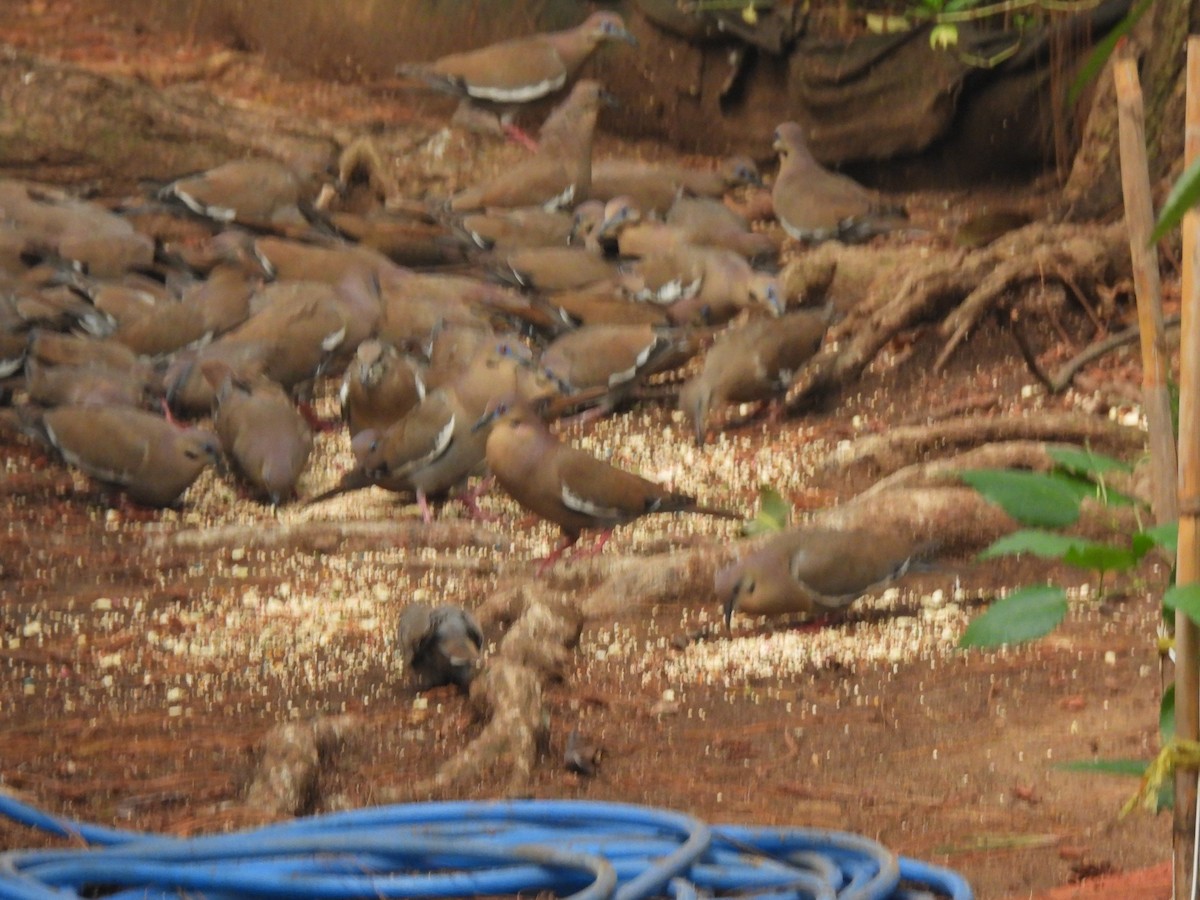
[1114,49,1177,523]
[1173,36,1200,900]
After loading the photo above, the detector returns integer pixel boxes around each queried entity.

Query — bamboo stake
[1173,36,1200,900]
[1114,49,1177,523]
[1114,40,1188,898]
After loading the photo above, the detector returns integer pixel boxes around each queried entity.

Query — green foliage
[959,469,1084,527]
[1162,683,1175,740]
[1164,583,1200,629]
[960,448,1165,646]
[1152,155,1200,245]
[742,485,791,536]
[1045,446,1132,477]
[1144,521,1179,556]
[1066,0,1156,106]
[1057,758,1156,776]
[1055,687,1178,811]
[958,584,1068,648]
[978,529,1094,560]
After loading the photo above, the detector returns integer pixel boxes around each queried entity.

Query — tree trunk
[0,48,339,190]
[1062,0,1197,219]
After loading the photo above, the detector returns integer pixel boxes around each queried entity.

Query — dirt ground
[0,2,1178,898]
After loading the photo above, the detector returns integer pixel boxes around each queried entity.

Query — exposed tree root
[245,715,358,816]
[150,518,505,555]
[784,222,1131,411]
[822,412,1144,476]
[416,588,583,795]
[418,423,1147,789]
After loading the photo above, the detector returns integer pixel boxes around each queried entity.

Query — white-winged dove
[110,297,211,357]
[595,194,776,261]
[448,80,606,212]
[494,244,618,292]
[626,243,783,326]
[250,234,398,285]
[349,385,489,522]
[400,12,633,142]
[27,331,153,384]
[481,403,741,572]
[547,283,670,328]
[340,338,427,438]
[0,179,155,277]
[678,307,827,445]
[25,358,153,410]
[159,159,315,229]
[395,601,484,691]
[539,322,698,403]
[163,340,271,418]
[223,278,369,393]
[205,364,313,505]
[457,206,577,251]
[665,195,779,260]
[716,526,925,626]
[36,405,220,507]
[771,122,907,243]
[589,155,763,215]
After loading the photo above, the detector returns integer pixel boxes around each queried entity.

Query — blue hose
[0,795,972,900]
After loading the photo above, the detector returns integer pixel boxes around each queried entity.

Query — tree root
[245,715,358,816]
[414,587,584,796]
[784,221,1131,411]
[822,412,1144,476]
[150,518,505,555]
[404,426,1146,792]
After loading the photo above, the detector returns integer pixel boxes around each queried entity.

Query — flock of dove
[2,11,935,691]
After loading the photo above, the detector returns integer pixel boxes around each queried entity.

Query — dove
[481,402,741,572]
[716,526,927,626]
[395,601,484,691]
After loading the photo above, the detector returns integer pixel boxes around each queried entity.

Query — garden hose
[0,795,972,900]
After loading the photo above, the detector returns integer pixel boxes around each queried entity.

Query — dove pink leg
[455,476,497,521]
[503,123,539,153]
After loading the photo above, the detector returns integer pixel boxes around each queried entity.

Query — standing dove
[482,403,740,572]
[771,122,907,243]
[36,405,220,508]
[205,366,313,505]
[717,526,926,626]
[395,601,484,691]
[448,80,607,212]
[400,12,634,143]
[678,307,827,445]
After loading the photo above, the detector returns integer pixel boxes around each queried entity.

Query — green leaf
[1153,155,1200,245]
[1047,470,1138,509]
[741,484,791,536]
[1131,530,1166,562]
[1164,583,1200,628]
[960,469,1082,527]
[1045,447,1132,477]
[958,584,1068,648]
[1061,541,1140,574]
[1066,0,1154,107]
[929,23,958,50]
[1056,758,1149,777]
[979,529,1087,561]
[1143,521,1179,555]
[1162,683,1175,741]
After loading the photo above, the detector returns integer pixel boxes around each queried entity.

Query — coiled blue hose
[0,795,972,900]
